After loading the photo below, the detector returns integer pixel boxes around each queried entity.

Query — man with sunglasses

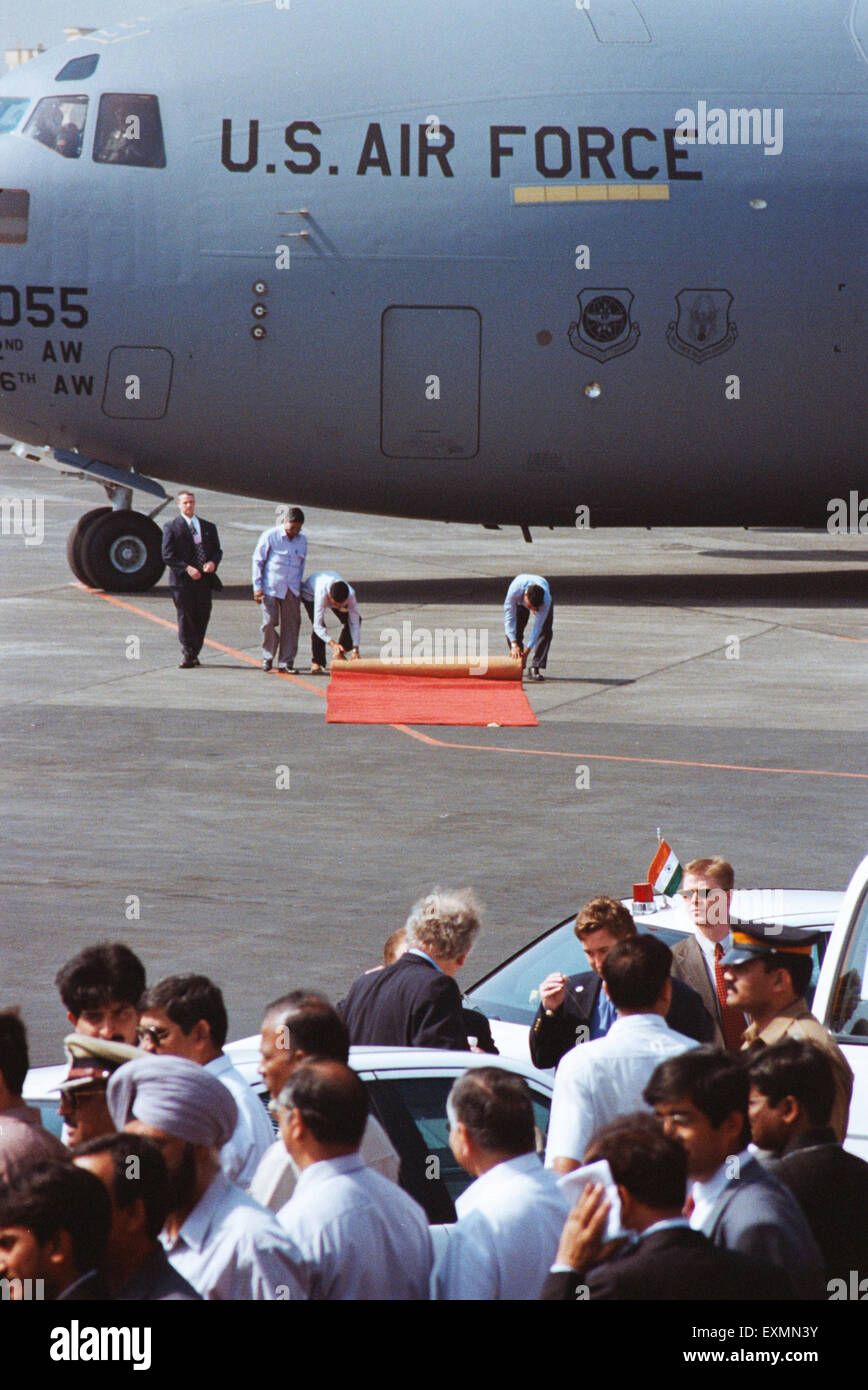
[56,1034,140,1149]
[136,974,273,1189]
[669,858,744,1051]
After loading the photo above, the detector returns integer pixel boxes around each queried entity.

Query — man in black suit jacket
[339,889,481,1050]
[748,1039,868,1286]
[161,491,223,667]
[540,1113,792,1300]
[530,896,713,1070]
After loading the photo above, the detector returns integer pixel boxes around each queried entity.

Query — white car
[465,890,844,1071]
[23,1044,553,1224]
[813,856,868,1159]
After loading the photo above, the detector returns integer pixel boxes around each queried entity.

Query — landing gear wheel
[79,510,166,592]
[66,507,112,586]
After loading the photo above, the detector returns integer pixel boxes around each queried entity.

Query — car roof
[467,889,842,995]
[226,1038,550,1081]
[22,1063,68,1099]
[631,890,841,932]
[23,1043,551,1101]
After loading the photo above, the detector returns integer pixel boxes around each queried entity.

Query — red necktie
[715,942,746,1051]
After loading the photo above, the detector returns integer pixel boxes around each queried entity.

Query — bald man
[275,1060,432,1299]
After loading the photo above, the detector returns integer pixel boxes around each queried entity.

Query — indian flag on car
[648,840,683,897]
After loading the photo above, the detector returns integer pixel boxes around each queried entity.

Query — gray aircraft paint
[0,0,865,530]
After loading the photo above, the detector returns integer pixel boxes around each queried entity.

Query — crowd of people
[1,864,865,1300]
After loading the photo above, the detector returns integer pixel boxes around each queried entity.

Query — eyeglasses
[59,1088,105,1113]
[136,1025,171,1047]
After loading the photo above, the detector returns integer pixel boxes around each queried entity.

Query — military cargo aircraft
[0,0,865,589]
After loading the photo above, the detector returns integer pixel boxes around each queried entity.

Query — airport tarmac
[2,450,867,1063]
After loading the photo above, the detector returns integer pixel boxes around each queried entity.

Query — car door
[361,1065,553,1223]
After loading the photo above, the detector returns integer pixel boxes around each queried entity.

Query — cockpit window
[0,97,29,134]
[55,54,100,81]
[93,94,166,168]
[23,95,88,158]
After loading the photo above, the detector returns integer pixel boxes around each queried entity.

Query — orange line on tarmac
[75,585,868,780]
[396,726,868,781]
[72,584,327,694]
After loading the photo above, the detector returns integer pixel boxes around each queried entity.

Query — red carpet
[326,670,537,726]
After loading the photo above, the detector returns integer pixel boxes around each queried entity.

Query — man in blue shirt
[252,506,307,672]
[503,574,553,680]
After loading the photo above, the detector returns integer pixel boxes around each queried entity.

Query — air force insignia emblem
[568,289,640,362]
[666,289,737,363]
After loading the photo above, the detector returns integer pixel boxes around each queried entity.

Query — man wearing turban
[107,1055,302,1299]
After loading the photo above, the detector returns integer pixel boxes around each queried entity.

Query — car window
[806,941,825,1009]
[467,919,686,1026]
[826,890,868,1043]
[467,920,582,1024]
[32,1098,63,1138]
[367,1073,551,1223]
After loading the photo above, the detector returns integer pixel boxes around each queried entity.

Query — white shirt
[300,571,361,647]
[159,1171,302,1300]
[249,1113,400,1212]
[276,1152,432,1300]
[545,1013,698,1167]
[205,1054,274,1191]
[432,1152,570,1300]
[689,1148,752,1232]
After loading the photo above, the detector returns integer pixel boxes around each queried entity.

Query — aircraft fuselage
[0,0,865,529]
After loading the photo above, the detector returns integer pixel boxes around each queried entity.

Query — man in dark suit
[644,1047,825,1298]
[747,1039,868,1286]
[669,857,746,1050]
[540,1113,792,1300]
[530,896,713,1070]
[161,490,222,668]
[339,889,481,1050]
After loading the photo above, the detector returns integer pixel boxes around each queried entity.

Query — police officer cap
[56,1032,141,1094]
[719,923,821,968]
